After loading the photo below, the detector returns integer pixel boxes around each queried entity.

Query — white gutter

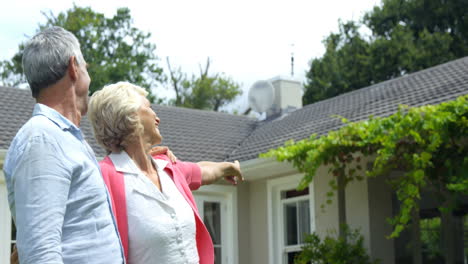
[240,157,298,181]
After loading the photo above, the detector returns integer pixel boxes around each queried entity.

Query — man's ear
[68,56,79,81]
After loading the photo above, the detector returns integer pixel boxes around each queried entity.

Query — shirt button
[171,213,176,219]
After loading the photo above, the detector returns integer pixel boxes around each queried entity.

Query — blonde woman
[88,82,243,264]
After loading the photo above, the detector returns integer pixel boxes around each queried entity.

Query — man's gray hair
[22,26,85,98]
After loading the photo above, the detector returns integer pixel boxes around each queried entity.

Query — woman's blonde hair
[88,82,148,153]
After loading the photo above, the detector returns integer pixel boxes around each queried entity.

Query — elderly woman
[87,82,242,264]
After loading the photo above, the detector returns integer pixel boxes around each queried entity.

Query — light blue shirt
[4,104,124,264]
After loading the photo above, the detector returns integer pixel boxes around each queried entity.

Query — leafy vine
[262,95,468,237]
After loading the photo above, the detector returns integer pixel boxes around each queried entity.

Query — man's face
[76,59,91,114]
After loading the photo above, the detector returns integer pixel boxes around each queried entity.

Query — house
[1,57,468,264]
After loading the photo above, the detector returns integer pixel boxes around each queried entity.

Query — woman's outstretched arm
[197,160,243,185]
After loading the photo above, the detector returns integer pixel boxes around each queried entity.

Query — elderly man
[3,27,124,263]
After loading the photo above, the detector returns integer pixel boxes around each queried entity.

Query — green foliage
[262,95,468,238]
[303,0,468,105]
[365,0,468,58]
[0,43,26,87]
[304,21,372,104]
[295,226,380,264]
[420,218,442,260]
[167,58,242,111]
[0,5,164,102]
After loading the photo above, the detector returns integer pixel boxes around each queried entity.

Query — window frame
[267,174,315,264]
[194,184,238,264]
[281,196,311,247]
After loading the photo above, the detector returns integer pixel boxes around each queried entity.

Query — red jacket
[100,154,214,264]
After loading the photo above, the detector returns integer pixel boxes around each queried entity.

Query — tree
[166,57,242,111]
[365,0,468,58]
[0,6,164,102]
[304,21,372,104]
[303,0,468,105]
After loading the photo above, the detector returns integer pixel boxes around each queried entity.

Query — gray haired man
[3,26,124,263]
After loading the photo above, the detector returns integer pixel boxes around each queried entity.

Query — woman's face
[137,95,162,145]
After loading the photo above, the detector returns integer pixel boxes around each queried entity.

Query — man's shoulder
[16,115,63,140]
[6,116,61,158]
[4,116,50,174]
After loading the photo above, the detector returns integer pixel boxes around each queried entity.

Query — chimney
[266,76,302,118]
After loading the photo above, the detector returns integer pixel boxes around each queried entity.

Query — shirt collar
[154,159,169,171]
[109,151,169,174]
[33,103,80,132]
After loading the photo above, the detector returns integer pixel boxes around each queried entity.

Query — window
[203,201,223,263]
[282,188,310,263]
[393,193,468,264]
[194,185,238,264]
[268,174,314,264]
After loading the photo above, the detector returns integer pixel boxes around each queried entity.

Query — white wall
[313,165,340,238]
[235,182,251,264]
[248,179,269,264]
[0,169,12,264]
[346,174,371,250]
[312,160,395,263]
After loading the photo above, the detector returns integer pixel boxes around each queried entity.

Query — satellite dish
[248,80,275,113]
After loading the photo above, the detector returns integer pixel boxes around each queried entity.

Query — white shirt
[109,151,199,264]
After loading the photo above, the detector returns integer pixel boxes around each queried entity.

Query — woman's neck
[124,137,154,174]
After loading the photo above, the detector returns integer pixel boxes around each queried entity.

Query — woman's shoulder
[151,153,170,161]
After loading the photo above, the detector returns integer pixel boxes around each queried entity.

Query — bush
[295,226,380,264]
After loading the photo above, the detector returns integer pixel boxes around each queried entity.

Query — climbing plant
[262,95,468,238]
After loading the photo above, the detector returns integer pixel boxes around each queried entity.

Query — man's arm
[197,160,243,185]
[13,135,72,263]
[10,245,18,264]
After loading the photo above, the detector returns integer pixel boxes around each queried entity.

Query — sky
[0,0,380,113]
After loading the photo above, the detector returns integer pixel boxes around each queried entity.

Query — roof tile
[1,57,468,162]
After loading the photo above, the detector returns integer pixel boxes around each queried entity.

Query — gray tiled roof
[1,56,468,162]
[0,87,35,149]
[228,56,468,161]
[0,86,257,162]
